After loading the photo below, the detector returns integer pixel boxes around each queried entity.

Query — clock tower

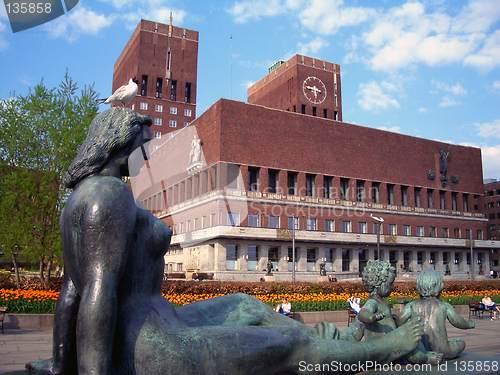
[247,54,342,121]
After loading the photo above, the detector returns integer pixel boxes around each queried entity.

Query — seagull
[98,77,139,106]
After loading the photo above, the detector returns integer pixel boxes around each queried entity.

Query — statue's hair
[362,260,396,293]
[63,108,151,189]
[415,269,443,298]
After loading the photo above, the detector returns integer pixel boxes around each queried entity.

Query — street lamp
[370,214,384,260]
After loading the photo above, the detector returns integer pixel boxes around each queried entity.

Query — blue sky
[1,0,499,180]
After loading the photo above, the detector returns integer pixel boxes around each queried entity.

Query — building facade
[113,18,198,142]
[485,179,500,271]
[134,95,499,281]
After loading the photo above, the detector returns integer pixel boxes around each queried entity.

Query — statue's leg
[444,339,466,360]
[26,274,80,375]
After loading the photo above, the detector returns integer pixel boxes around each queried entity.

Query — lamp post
[292,214,296,282]
[371,214,384,260]
[470,228,474,281]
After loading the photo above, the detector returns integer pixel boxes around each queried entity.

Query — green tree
[0,72,98,287]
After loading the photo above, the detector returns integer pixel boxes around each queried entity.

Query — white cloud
[297,37,329,56]
[0,21,8,51]
[476,119,500,138]
[481,144,500,179]
[121,8,187,28]
[357,81,400,112]
[419,107,428,112]
[451,0,500,34]
[299,0,377,35]
[243,80,256,89]
[493,80,500,91]
[439,95,460,107]
[434,81,467,95]
[45,7,114,41]
[227,0,300,23]
[377,126,401,133]
[464,29,500,72]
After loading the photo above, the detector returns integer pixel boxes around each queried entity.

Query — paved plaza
[1,313,499,374]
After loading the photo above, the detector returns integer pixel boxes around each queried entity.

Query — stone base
[264,275,275,282]
[357,352,500,375]
[318,276,328,282]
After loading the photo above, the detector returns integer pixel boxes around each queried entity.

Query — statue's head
[63,107,151,189]
[362,260,396,297]
[415,269,443,298]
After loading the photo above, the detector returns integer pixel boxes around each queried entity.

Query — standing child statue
[396,269,475,363]
[358,260,443,365]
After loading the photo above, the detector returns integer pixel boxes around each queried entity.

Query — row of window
[247,168,479,212]
[151,118,189,128]
[147,104,192,117]
[173,212,484,240]
[223,245,481,272]
[141,75,192,103]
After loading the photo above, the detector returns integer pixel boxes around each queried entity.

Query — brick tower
[113,16,199,142]
[247,55,342,121]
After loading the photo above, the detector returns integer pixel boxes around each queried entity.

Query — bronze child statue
[396,268,475,362]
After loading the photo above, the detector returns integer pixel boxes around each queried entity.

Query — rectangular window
[226,245,237,270]
[184,122,189,127]
[342,221,351,233]
[312,107,317,116]
[185,83,192,103]
[156,78,162,98]
[357,180,365,202]
[269,215,279,229]
[416,226,424,237]
[401,186,408,206]
[153,131,161,139]
[288,217,298,230]
[140,102,148,110]
[451,192,457,211]
[301,104,306,114]
[268,170,279,193]
[440,191,446,210]
[323,109,328,118]
[463,193,469,212]
[403,225,411,236]
[306,174,315,197]
[454,227,460,239]
[248,214,258,227]
[170,107,177,114]
[387,184,394,205]
[307,248,316,271]
[340,178,349,200]
[248,168,259,191]
[141,75,148,96]
[287,172,297,195]
[342,249,350,271]
[358,222,367,234]
[465,229,471,239]
[388,224,397,235]
[170,80,177,101]
[371,182,380,203]
[428,189,434,208]
[307,218,317,231]
[442,227,449,238]
[247,245,258,271]
[184,109,192,117]
[323,176,333,198]
[169,120,177,128]
[477,229,483,240]
[429,226,437,237]
[414,187,421,207]
[155,104,163,112]
[325,219,335,232]
[227,213,238,226]
[154,118,162,126]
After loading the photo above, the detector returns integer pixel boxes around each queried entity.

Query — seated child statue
[358,261,443,365]
[396,269,475,363]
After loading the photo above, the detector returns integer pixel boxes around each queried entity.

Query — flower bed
[2,286,499,314]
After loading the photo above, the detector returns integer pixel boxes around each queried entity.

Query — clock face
[302,77,327,104]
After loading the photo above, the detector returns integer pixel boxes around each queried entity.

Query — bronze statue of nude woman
[27,107,423,375]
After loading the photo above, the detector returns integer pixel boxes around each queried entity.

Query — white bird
[98,77,139,106]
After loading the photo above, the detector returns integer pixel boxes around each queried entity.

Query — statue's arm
[76,179,137,375]
[358,299,384,324]
[395,303,412,326]
[445,302,475,329]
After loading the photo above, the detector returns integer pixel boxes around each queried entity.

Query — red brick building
[113,18,198,143]
[485,179,500,272]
